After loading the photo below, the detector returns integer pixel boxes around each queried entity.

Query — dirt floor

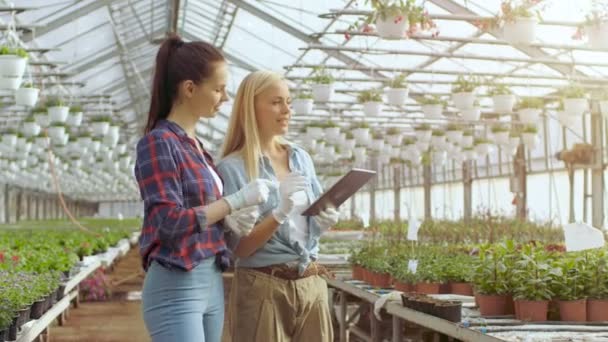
[50,247,234,342]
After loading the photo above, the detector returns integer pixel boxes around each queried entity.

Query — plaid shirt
[134,119,227,271]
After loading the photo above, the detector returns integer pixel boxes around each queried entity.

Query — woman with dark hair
[134,34,272,342]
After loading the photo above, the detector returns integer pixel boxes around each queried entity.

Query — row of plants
[0,219,139,339]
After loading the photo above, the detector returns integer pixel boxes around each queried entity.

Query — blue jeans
[142,258,224,342]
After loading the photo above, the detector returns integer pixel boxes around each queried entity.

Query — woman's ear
[180,80,195,99]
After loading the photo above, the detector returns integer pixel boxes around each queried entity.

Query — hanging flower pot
[324,123,340,142]
[474,142,493,156]
[445,130,463,145]
[306,125,324,139]
[91,116,112,136]
[422,104,443,119]
[491,125,511,146]
[358,89,383,116]
[557,110,578,129]
[89,139,101,153]
[522,126,538,149]
[311,83,334,103]
[518,97,544,123]
[386,129,402,146]
[0,49,27,77]
[291,97,313,115]
[414,124,432,142]
[353,146,366,160]
[461,134,474,148]
[363,101,383,116]
[385,87,408,106]
[2,129,18,147]
[0,75,22,90]
[586,20,608,49]
[22,119,40,137]
[491,94,516,113]
[430,131,446,148]
[15,84,39,107]
[370,134,385,151]
[47,97,69,123]
[67,106,83,126]
[452,92,476,110]
[600,100,608,117]
[342,138,356,151]
[563,98,588,116]
[375,12,408,39]
[503,17,538,45]
[352,125,371,145]
[415,141,429,153]
[461,107,481,121]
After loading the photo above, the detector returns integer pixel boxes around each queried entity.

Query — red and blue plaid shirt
[134,119,227,271]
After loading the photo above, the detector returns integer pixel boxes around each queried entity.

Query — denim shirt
[216,144,323,274]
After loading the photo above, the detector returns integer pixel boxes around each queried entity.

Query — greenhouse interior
[2,0,608,341]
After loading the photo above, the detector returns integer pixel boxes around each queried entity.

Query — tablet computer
[301,168,376,216]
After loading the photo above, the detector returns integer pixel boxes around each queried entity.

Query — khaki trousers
[223,267,334,342]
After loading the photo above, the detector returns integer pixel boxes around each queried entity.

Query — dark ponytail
[145,34,225,133]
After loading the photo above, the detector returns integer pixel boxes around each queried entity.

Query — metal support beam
[423,164,432,220]
[591,106,605,229]
[393,165,401,222]
[514,144,527,220]
[463,160,473,221]
[169,0,181,34]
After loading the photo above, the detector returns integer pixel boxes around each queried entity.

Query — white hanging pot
[67,112,83,126]
[19,141,32,154]
[371,138,384,151]
[563,98,588,116]
[324,127,341,142]
[415,141,429,153]
[518,108,541,124]
[422,104,443,119]
[352,128,370,145]
[0,75,22,90]
[22,122,40,137]
[71,159,82,169]
[311,83,334,103]
[0,55,27,77]
[432,150,447,166]
[385,88,408,106]
[462,135,474,148]
[452,92,476,110]
[463,149,477,161]
[587,21,608,49]
[503,17,537,45]
[492,94,516,113]
[415,130,432,142]
[475,143,493,156]
[353,147,366,160]
[89,140,101,153]
[34,113,49,127]
[306,126,324,139]
[386,134,402,146]
[493,131,510,146]
[48,106,69,123]
[446,131,463,144]
[2,133,17,147]
[91,121,110,136]
[15,87,39,107]
[362,101,382,116]
[375,13,408,39]
[557,110,579,128]
[522,132,538,149]
[342,139,356,151]
[291,98,313,115]
[600,100,608,117]
[47,126,65,142]
[116,143,127,155]
[389,147,400,158]
[431,135,446,148]
[461,107,481,121]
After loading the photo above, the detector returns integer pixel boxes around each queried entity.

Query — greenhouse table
[15,290,78,342]
[326,279,503,342]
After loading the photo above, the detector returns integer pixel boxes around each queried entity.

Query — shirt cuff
[193,206,208,233]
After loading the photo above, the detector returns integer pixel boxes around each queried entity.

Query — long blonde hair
[221,70,287,181]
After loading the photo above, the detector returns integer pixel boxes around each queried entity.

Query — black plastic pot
[433,301,462,322]
[30,299,46,319]
[8,315,18,341]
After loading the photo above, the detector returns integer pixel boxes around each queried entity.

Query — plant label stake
[407,212,420,241]
[408,259,418,274]
[563,222,605,252]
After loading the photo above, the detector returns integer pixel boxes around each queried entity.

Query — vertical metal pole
[591,104,605,228]
[394,164,401,222]
[463,161,473,222]
[514,144,527,220]
[423,164,432,220]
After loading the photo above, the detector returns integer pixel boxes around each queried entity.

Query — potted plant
[0,46,28,83]
[358,89,383,116]
[474,137,493,156]
[342,131,356,150]
[461,130,474,148]
[573,6,608,49]
[22,115,40,137]
[445,124,463,144]
[323,121,341,142]
[292,92,314,115]
[501,0,542,45]
[554,254,589,322]
[587,249,608,321]
[491,124,511,146]
[2,128,18,147]
[418,95,444,119]
[413,123,432,143]
[518,97,544,124]
[444,255,474,296]
[90,115,112,136]
[309,66,335,103]
[521,125,538,149]
[473,242,516,316]
[353,144,367,161]
[512,244,557,322]
[352,121,371,145]
[451,75,479,110]
[431,130,446,148]
[31,106,48,127]
[370,131,385,151]
[15,82,39,107]
[416,258,445,294]
[598,90,608,117]
[561,84,588,116]
[488,83,516,113]
[385,73,409,105]
[46,97,70,123]
[67,105,84,126]
[382,127,399,145]
[305,122,324,139]
[364,0,433,39]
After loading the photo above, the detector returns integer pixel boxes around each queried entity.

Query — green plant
[573,2,608,40]
[446,123,463,131]
[519,97,544,109]
[352,121,370,129]
[295,92,313,100]
[561,84,587,99]
[474,1,544,31]
[0,46,29,58]
[415,123,431,131]
[345,131,354,139]
[3,128,17,135]
[474,137,491,145]
[32,106,46,114]
[21,82,34,89]
[432,130,445,136]
[23,115,36,123]
[388,73,408,89]
[588,249,608,299]
[372,131,383,140]
[309,66,334,84]
[46,97,65,107]
[491,124,510,133]
[418,95,445,106]
[91,116,112,123]
[387,127,400,135]
[488,84,513,96]
[452,75,479,93]
[403,137,415,144]
[553,253,590,301]
[523,125,538,134]
[49,121,66,127]
[472,241,517,295]
[70,105,83,113]
[357,89,383,103]
[511,243,560,301]
[462,130,474,136]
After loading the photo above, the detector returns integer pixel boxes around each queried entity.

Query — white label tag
[408,259,418,274]
[406,214,420,241]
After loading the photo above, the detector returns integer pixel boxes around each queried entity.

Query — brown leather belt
[250,262,333,281]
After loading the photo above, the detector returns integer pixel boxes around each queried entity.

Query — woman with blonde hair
[217,70,339,342]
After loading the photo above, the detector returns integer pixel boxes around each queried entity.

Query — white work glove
[223,179,273,212]
[272,173,309,224]
[224,206,259,237]
[313,207,340,232]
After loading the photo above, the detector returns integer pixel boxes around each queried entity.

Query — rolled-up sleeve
[216,158,247,250]
[135,133,207,251]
